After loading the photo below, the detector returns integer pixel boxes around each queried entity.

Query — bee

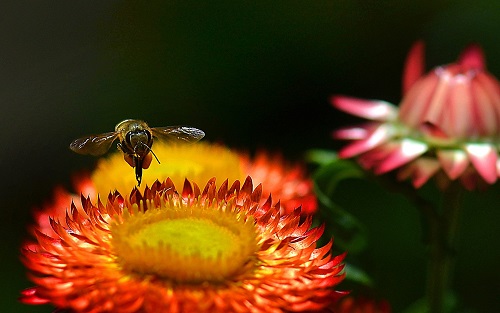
[70,119,205,186]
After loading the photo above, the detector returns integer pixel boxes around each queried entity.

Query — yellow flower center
[92,142,244,196]
[111,199,258,283]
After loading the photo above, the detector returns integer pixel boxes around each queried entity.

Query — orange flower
[88,142,316,214]
[240,152,317,214]
[21,178,345,313]
[333,41,500,189]
[31,176,94,237]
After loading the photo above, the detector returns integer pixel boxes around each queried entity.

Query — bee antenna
[141,143,161,164]
[150,148,161,164]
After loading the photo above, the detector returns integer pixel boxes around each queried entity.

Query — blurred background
[2,1,499,312]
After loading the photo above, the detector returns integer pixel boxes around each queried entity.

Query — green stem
[375,175,462,312]
[426,182,462,313]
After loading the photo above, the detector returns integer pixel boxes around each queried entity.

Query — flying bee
[70,119,205,186]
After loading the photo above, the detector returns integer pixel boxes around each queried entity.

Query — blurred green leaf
[305,149,339,166]
[311,155,368,254]
[344,263,374,287]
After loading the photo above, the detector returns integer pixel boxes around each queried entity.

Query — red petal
[217,179,229,200]
[403,41,425,94]
[182,178,193,198]
[458,44,485,71]
[241,176,254,196]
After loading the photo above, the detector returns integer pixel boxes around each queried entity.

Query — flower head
[31,176,94,237]
[21,178,345,313]
[333,41,500,189]
[91,142,316,214]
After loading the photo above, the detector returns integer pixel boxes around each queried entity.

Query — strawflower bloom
[91,141,316,214]
[21,178,346,313]
[332,41,500,189]
[31,176,94,237]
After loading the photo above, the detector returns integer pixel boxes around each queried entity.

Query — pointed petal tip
[330,95,356,110]
[332,127,370,140]
[466,144,498,184]
[459,43,485,70]
[437,150,469,180]
[331,95,398,121]
[336,125,394,158]
[397,158,440,188]
[403,40,426,94]
[374,140,428,174]
[412,163,440,188]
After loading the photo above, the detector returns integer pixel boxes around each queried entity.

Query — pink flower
[332,41,500,189]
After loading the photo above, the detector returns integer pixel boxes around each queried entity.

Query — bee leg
[134,156,143,186]
[123,154,135,168]
[142,153,153,169]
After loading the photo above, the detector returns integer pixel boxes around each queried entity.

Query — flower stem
[426,181,462,313]
[374,175,463,312]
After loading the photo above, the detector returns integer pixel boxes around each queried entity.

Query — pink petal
[447,73,472,138]
[471,75,498,136]
[333,127,368,140]
[418,121,450,139]
[398,74,440,128]
[403,41,425,94]
[475,73,500,135]
[496,158,500,177]
[338,124,394,158]
[331,96,398,121]
[465,143,498,183]
[357,143,395,170]
[374,139,428,174]
[332,122,382,140]
[437,149,469,180]
[397,158,440,188]
[458,44,485,71]
[422,68,454,128]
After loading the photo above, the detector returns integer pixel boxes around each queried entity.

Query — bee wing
[69,132,118,156]
[151,126,205,143]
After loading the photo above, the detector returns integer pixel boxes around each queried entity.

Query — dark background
[2,1,499,312]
